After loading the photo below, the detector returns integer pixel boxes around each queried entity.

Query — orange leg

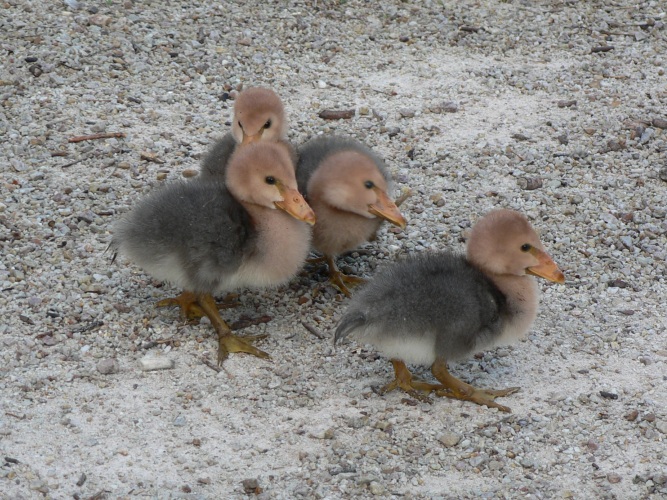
[195,293,270,365]
[156,291,239,321]
[431,358,519,413]
[156,291,204,320]
[307,255,365,297]
[325,255,366,297]
[378,359,442,403]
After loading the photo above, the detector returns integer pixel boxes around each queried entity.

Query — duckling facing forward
[296,136,407,296]
[111,142,316,364]
[335,209,564,412]
[200,87,293,180]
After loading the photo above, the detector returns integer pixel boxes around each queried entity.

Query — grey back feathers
[296,136,391,196]
[200,134,297,180]
[200,133,237,180]
[110,179,255,293]
[335,252,507,362]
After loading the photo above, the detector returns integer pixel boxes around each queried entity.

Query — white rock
[139,357,175,371]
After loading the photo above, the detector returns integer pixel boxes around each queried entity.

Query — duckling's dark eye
[264,119,272,129]
[521,243,531,252]
[265,176,276,185]
[364,180,374,189]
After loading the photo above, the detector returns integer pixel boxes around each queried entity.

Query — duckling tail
[334,311,367,345]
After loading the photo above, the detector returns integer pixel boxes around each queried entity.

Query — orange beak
[368,187,407,229]
[241,130,263,146]
[274,182,316,225]
[526,248,565,284]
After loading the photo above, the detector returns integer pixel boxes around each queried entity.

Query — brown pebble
[181,168,198,178]
[557,100,577,108]
[140,152,165,164]
[192,438,201,447]
[319,109,355,120]
[644,413,656,423]
[230,314,271,331]
[624,410,639,421]
[113,303,130,313]
[89,14,112,26]
[156,172,167,181]
[517,177,543,190]
[297,296,309,305]
[238,37,252,46]
[242,478,261,494]
[608,279,629,288]
[512,133,531,141]
[652,118,667,129]
[605,138,625,152]
[591,46,614,53]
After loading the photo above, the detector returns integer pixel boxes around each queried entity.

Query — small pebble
[96,359,118,375]
[139,357,175,371]
[655,420,667,434]
[242,478,260,493]
[438,432,462,447]
[608,473,622,484]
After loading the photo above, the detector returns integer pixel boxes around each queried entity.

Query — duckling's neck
[236,203,311,288]
[487,273,539,345]
[309,200,381,256]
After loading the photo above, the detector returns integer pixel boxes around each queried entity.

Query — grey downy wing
[111,179,255,293]
[336,252,506,360]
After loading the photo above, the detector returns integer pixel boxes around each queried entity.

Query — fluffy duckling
[111,142,316,364]
[296,136,407,296]
[200,87,294,180]
[335,209,564,412]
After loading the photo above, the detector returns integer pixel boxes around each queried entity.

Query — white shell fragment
[139,357,175,372]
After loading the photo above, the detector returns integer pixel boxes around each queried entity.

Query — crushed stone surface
[1,0,666,498]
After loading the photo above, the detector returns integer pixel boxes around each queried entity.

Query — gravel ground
[2,0,667,498]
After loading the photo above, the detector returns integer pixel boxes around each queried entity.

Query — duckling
[111,142,316,364]
[335,209,564,412]
[200,87,294,180]
[296,136,407,296]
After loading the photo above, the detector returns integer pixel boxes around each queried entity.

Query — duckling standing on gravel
[111,142,316,365]
[296,136,407,296]
[200,87,294,180]
[335,209,564,412]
